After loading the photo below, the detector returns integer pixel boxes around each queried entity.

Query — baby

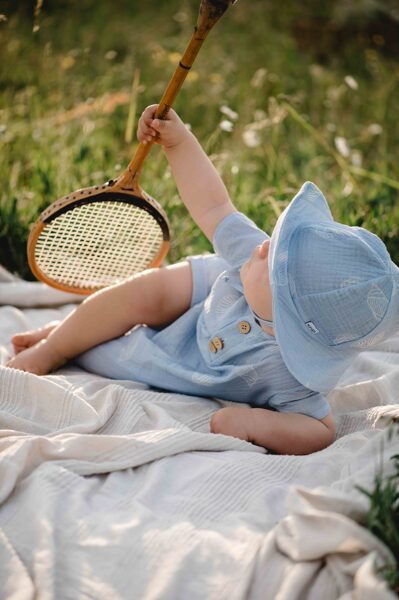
[5,106,399,455]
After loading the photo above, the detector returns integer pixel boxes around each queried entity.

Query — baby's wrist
[163,129,194,152]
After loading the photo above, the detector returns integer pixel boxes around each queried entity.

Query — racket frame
[27,183,170,295]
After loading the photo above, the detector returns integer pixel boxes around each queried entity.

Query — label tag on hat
[305,321,319,334]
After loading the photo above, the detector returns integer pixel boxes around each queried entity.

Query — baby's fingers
[137,121,157,143]
[137,127,154,143]
[138,106,159,142]
[142,104,158,120]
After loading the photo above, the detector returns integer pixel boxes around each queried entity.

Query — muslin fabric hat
[269,181,399,393]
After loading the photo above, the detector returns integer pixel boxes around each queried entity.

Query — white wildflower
[350,150,362,168]
[220,105,238,121]
[105,50,117,60]
[335,136,350,157]
[242,128,261,148]
[342,181,353,197]
[344,75,358,90]
[367,123,383,136]
[219,120,234,132]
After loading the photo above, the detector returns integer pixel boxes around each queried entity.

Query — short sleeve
[213,212,269,270]
[185,254,229,307]
[269,388,331,420]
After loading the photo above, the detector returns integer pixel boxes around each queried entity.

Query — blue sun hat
[268,181,399,393]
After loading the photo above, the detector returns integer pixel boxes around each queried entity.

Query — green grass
[0,0,398,280]
[357,422,399,595]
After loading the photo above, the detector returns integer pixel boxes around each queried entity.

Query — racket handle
[119,0,236,188]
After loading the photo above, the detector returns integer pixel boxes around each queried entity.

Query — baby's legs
[6,261,193,375]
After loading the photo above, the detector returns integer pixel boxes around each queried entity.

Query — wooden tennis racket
[28,0,236,295]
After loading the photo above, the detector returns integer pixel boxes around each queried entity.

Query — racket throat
[115,168,142,193]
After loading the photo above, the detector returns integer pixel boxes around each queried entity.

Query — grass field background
[0,0,398,279]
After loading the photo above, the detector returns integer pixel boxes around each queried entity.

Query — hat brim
[269,182,355,392]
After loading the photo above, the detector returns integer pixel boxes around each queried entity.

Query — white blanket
[0,271,398,599]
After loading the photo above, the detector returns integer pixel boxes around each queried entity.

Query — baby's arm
[210,406,335,455]
[138,106,236,242]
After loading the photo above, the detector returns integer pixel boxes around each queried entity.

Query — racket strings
[34,201,165,289]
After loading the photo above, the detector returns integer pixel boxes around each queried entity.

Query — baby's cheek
[249,268,273,315]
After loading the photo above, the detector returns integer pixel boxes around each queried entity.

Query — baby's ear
[259,239,270,259]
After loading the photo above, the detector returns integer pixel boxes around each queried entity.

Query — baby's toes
[5,357,24,371]
[5,352,40,374]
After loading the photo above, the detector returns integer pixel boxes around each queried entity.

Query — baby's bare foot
[11,321,60,355]
[5,337,67,375]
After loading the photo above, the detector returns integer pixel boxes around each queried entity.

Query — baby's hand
[137,105,190,149]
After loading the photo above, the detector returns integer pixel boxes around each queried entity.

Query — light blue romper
[75,212,330,420]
